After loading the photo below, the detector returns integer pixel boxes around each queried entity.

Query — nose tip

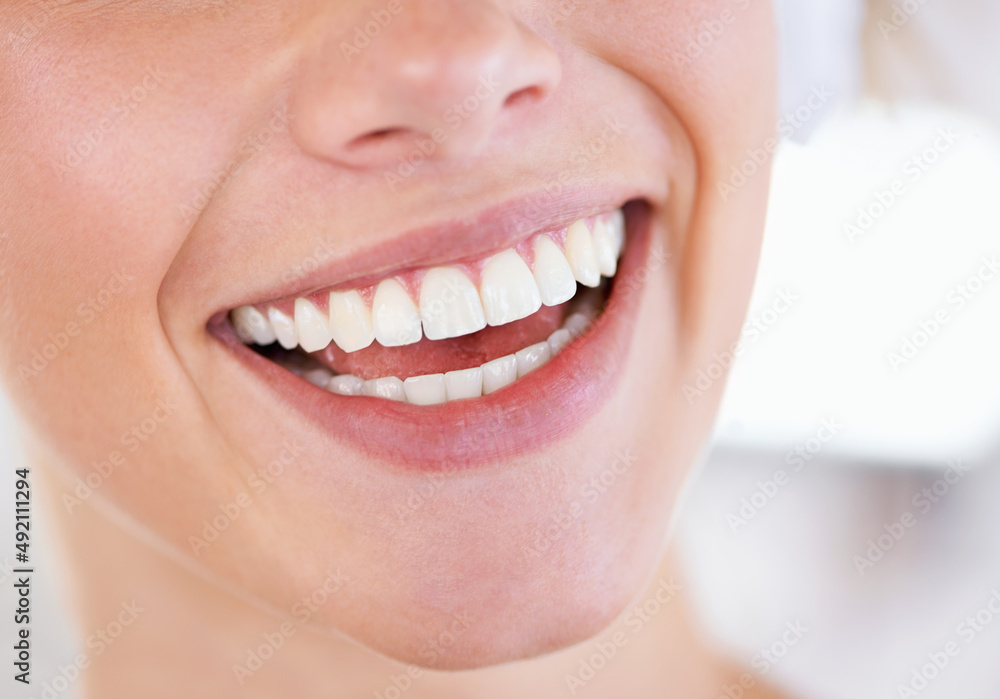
[289,1,561,170]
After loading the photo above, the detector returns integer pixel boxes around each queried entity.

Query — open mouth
[207,197,653,469]
[226,208,628,405]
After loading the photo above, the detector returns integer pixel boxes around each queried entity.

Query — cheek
[0,10,275,478]
[0,5,287,344]
[0,19,255,543]
[611,0,776,373]
[0,22,175,381]
[569,0,776,347]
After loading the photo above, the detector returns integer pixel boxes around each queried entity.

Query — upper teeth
[231,209,624,353]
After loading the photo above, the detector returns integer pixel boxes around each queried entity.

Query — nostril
[345,127,411,151]
[366,128,401,140]
[503,86,543,109]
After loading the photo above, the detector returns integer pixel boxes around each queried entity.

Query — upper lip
[211,184,645,321]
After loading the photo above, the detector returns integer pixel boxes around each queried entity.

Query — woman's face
[0,0,773,669]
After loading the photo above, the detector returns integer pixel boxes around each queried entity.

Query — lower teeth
[264,287,605,405]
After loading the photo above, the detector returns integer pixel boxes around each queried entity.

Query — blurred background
[2,0,1000,697]
[678,0,1000,696]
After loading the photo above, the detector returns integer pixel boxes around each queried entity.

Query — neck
[39,458,786,699]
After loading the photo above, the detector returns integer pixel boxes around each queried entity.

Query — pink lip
[210,201,652,472]
[208,184,643,317]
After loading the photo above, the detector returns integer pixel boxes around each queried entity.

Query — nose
[289,0,562,170]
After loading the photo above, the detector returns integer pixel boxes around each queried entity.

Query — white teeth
[547,328,572,356]
[233,319,256,344]
[329,290,375,353]
[232,312,255,344]
[515,341,551,378]
[564,312,593,340]
[419,267,487,340]
[234,210,621,382]
[608,209,625,251]
[481,354,518,395]
[372,279,422,347]
[232,305,277,345]
[479,250,542,326]
[531,235,577,307]
[327,374,364,396]
[268,307,298,350]
[294,298,333,353]
[564,220,601,288]
[591,218,619,277]
[403,374,447,405]
[444,367,483,400]
[363,376,406,401]
[303,368,333,388]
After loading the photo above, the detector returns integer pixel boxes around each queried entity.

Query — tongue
[312,304,568,380]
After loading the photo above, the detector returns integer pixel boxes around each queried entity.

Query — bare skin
[1,0,781,694]
[43,462,791,698]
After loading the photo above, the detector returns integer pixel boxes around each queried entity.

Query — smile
[209,195,655,469]
[227,208,629,405]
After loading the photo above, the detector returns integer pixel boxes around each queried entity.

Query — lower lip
[214,203,653,472]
